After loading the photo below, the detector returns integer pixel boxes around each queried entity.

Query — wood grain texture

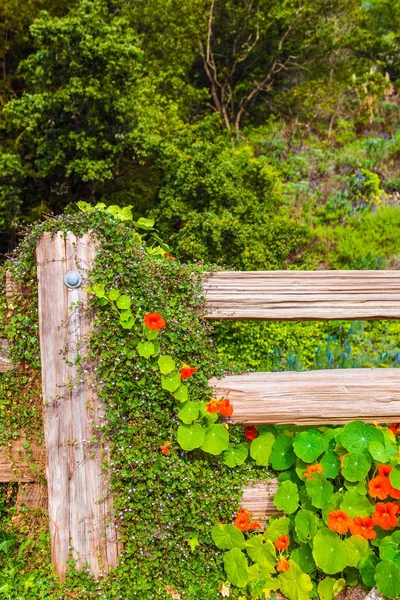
[0,439,43,482]
[203,270,400,320]
[209,368,400,425]
[37,232,119,581]
[0,339,12,372]
[241,479,279,527]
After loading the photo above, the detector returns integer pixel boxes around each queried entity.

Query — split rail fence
[1,234,400,580]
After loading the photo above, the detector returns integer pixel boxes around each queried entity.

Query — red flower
[389,424,400,436]
[244,426,258,441]
[234,508,261,531]
[276,557,290,572]
[274,535,290,551]
[372,502,398,530]
[163,253,175,260]
[160,442,170,455]
[144,313,166,331]
[303,464,323,480]
[378,464,393,477]
[180,365,198,380]
[350,516,376,540]
[368,475,391,500]
[217,399,233,417]
[206,399,220,414]
[328,510,353,534]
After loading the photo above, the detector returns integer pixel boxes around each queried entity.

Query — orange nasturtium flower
[206,399,220,414]
[244,426,258,441]
[378,464,393,477]
[274,535,290,551]
[163,252,175,260]
[144,312,166,331]
[327,510,352,535]
[160,442,170,455]
[372,502,398,530]
[350,516,376,540]
[276,557,290,572]
[303,464,323,480]
[234,508,261,532]
[389,424,400,436]
[368,475,391,500]
[217,399,233,417]
[180,365,198,380]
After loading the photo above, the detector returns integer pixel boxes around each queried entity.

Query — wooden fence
[1,235,400,578]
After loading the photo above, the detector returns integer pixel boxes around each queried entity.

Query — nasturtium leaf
[188,536,199,552]
[320,451,340,479]
[344,479,367,495]
[245,535,275,570]
[97,297,108,306]
[379,531,400,564]
[119,308,133,322]
[369,441,389,463]
[333,578,346,597]
[305,473,333,509]
[173,385,188,402]
[178,402,200,425]
[116,294,131,310]
[201,424,229,455]
[322,491,343,524]
[211,524,245,550]
[344,535,371,567]
[359,555,378,588]
[223,547,249,588]
[278,560,313,600]
[0,533,15,553]
[375,559,400,599]
[293,430,325,463]
[295,510,320,543]
[389,465,400,490]
[151,340,160,356]
[263,517,290,542]
[157,355,176,375]
[161,373,181,392]
[247,563,261,582]
[295,459,308,479]
[118,206,133,221]
[135,217,155,230]
[341,452,371,482]
[321,428,338,450]
[177,424,205,451]
[120,315,135,329]
[313,528,349,574]
[137,341,154,359]
[291,545,315,573]
[144,327,158,340]
[222,443,249,468]
[91,282,106,298]
[340,489,372,517]
[250,432,275,466]
[274,481,299,514]
[108,289,120,301]
[270,435,296,470]
[317,577,336,600]
[341,421,384,453]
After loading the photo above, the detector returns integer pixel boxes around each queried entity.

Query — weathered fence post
[36,231,118,581]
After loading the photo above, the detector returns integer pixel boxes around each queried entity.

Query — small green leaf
[305,473,333,509]
[161,373,181,392]
[291,545,315,573]
[108,289,121,301]
[344,535,371,568]
[157,355,176,374]
[119,308,133,322]
[173,385,188,402]
[245,535,275,570]
[201,424,229,455]
[359,555,378,588]
[116,295,131,309]
[341,421,384,453]
[320,451,340,479]
[91,283,106,298]
[369,441,389,463]
[137,341,154,358]
[270,435,296,470]
[144,327,159,340]
[188,536,199,552]
[312,528,349,574]
[211,524,245,550]
[222,443,249,468]
[178,402,200,425]
[135,217,155,230]
[263,516,290,542]
[317,577,335,600]
[274,481,299,514]
[223,548,248,588]
[293,430,325,463]
[341,452,371,482]
[120,315,135,329]
[389,465,400,490]
[340,489,372,517]
[250,432,275,466]
[295,510,320,543]
[177,424,205,451]
[278,560,313,600]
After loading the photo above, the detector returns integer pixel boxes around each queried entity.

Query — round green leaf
[293,430,325,463]
[263,516,290,543]
[116,294,131,309]
[222,443,249,468]
[223,547,248,588]
[379,531,400,563]
[369,441,389,463]
[278,560,313,600]
[291,545,315,573]
[177,424,205,451]
[320,451,340,479]
[341,452,371,482]
[200,424,229,455]
[341,421,384,453]
[161,373,181,392]
[245,535,275,569]
[359,555,378,588]
[274,480,299,514]
[389,465,400,490]
[375,560,400,599]
[157,355,176,375]
[305,473,333,509]
[250,432,275,466]
[173,385,188,402]
[344,535,371,567]
[135,217,155,230]
[317,577,335,600]
[211,524,245,550]
[340,489,372,517]
[178,402,200,425]
[137,341,155,359]
[270,435,296,470]
[108,289,120,301]
[295,509,320,543]
[120,315,135,329]
[313,528,349,574]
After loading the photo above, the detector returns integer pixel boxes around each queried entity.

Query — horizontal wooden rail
[209,368,400,425]
[203,270,400,320]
